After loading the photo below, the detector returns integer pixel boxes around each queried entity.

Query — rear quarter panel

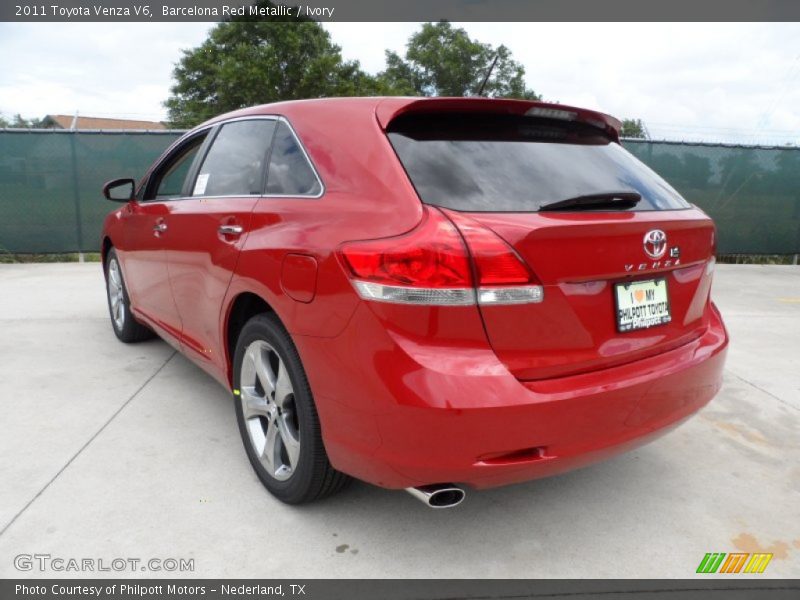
[221,100,425,379]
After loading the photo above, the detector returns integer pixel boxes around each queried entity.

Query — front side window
[265,121,322,196]
[148,134,206,200]
[193,120,276,197]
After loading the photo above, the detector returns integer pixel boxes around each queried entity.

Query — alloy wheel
[239,340,301,481]
[107,258,125,331]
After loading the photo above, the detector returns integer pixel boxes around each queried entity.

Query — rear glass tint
[266,121,322,196]
[387,113,690,212]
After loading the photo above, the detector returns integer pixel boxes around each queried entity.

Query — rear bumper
[297,302,728,490]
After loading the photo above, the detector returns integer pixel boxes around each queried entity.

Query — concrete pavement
[0,263,798,578]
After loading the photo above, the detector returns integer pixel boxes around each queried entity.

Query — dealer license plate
[614,278,671,332]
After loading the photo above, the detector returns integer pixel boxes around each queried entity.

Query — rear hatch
[386,109,716,380]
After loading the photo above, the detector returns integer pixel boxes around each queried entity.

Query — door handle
[153,222,167,234]
[218,225,244,236]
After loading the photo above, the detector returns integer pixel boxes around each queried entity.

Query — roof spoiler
[375,97,621,142]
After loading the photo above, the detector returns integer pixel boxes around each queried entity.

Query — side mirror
[102,178,136,202]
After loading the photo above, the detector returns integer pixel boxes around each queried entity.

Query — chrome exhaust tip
[405,484,465,508]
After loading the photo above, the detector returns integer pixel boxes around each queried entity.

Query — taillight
[707,227,717,276]
[443,209,543,305]
[339,207,543,306]
[340,208,474,305]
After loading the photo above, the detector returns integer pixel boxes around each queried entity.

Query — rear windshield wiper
[538,191,642,212]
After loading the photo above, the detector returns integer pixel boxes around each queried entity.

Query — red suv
[101,97,728,507]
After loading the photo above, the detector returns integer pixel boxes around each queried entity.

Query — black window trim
[180,126,218,198]
[175,116,326,201]
[260,117,325,199]
[185,117,273,200]
[140,127,212,203]
[139,115,325,202]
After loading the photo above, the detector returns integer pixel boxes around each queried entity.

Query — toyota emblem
[643,229,667,260]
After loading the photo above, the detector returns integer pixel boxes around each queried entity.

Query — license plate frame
[614,278,671,333]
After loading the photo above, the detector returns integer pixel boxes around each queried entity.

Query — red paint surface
[102,97,727,490]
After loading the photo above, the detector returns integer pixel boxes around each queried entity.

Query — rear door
[387,112,716,380]
[122,133,207,340]
[166,118,277,376]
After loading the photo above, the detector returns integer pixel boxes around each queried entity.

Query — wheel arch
[224,291,280,385]
[101,236,114,269]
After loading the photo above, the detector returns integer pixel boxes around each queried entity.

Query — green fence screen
[624,140,800,255]
[1,130,799,254]
[0,130,183,254]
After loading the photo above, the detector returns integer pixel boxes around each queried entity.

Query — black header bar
[4,0,800,22]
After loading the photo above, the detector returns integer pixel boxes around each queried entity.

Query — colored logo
[696,552,773,574]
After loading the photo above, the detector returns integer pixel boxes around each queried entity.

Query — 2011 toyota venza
[101,97,728,507]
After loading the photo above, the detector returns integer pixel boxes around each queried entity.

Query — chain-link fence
[0,130,799,254]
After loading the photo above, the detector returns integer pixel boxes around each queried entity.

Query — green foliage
[165,17,541,126]
[165,2,393,128]
[620,118,648,139]
[0,114,44,128]
[378,22,539,99]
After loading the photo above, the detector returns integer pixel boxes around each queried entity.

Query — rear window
[387,113,690,212]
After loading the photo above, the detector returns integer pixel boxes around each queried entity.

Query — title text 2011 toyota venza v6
[101,97,728,508]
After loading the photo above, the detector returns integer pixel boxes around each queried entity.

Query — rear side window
[266,121,322,196]
[193,119,276,197]
[387,113,690,212]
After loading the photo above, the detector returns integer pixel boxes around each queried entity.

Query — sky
[1,22,799,144]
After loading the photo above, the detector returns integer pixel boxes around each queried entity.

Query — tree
[0,114,44,128]
[620,118,648,139]
[165,2,391,127]
[377,22,539,99]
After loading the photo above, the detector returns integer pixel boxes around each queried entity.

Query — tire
[105,248,154,343]
[233,313,350,504]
